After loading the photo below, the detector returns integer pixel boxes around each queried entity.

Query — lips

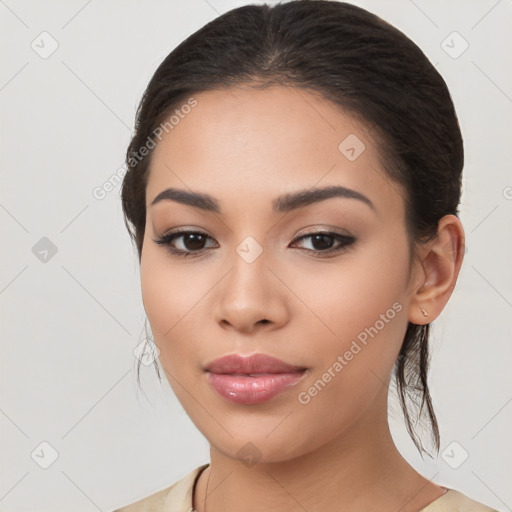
[204,353,308,405]
[204,353,306,374]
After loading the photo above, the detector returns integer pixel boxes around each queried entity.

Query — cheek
[140,251,213,411]
[290,235,410,399]
[286,235,410,351]
[291,299,408,448]
[139,246,205,370]
[140,256,180,337]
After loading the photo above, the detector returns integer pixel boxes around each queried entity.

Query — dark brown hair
[121,0,464,458]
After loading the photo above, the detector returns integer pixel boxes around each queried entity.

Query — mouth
[203,352,309,404]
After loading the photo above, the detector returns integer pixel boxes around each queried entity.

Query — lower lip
[206,371,306,405]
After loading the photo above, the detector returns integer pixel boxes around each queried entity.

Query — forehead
[146,85,404,217]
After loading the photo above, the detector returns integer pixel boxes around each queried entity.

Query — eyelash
[152,228,356,258]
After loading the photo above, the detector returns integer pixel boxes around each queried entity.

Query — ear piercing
[421,307,429,318]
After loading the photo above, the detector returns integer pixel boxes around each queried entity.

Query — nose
[213,249,290,335]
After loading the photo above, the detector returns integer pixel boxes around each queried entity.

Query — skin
[140,85,465,512]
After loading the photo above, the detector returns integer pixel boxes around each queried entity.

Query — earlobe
[408,214,465,326]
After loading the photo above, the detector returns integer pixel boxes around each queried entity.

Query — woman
[115,1,497,510]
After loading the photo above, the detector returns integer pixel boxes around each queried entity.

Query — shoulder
[113,463,210,512]
[422,488,499,512]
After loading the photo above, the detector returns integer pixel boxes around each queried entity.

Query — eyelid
[294,225,353,238]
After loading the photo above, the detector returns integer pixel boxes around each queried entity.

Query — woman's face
[140,85,423,462]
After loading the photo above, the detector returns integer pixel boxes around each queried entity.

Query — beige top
[113,463,498,512]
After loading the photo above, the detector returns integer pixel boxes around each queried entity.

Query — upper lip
[204,353,307,374]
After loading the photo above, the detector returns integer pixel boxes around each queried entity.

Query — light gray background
[1,0,511,511]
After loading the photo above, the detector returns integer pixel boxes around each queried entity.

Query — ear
[408,214,465,325]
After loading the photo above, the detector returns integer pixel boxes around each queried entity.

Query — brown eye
[308,233,336,251]
[179,233,208,251]
[153,230,218,257]
[291,231,356,256]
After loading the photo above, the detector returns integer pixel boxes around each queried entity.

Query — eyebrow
[149,185,375,213]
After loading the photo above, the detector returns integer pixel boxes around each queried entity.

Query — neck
[194,386,444,512]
